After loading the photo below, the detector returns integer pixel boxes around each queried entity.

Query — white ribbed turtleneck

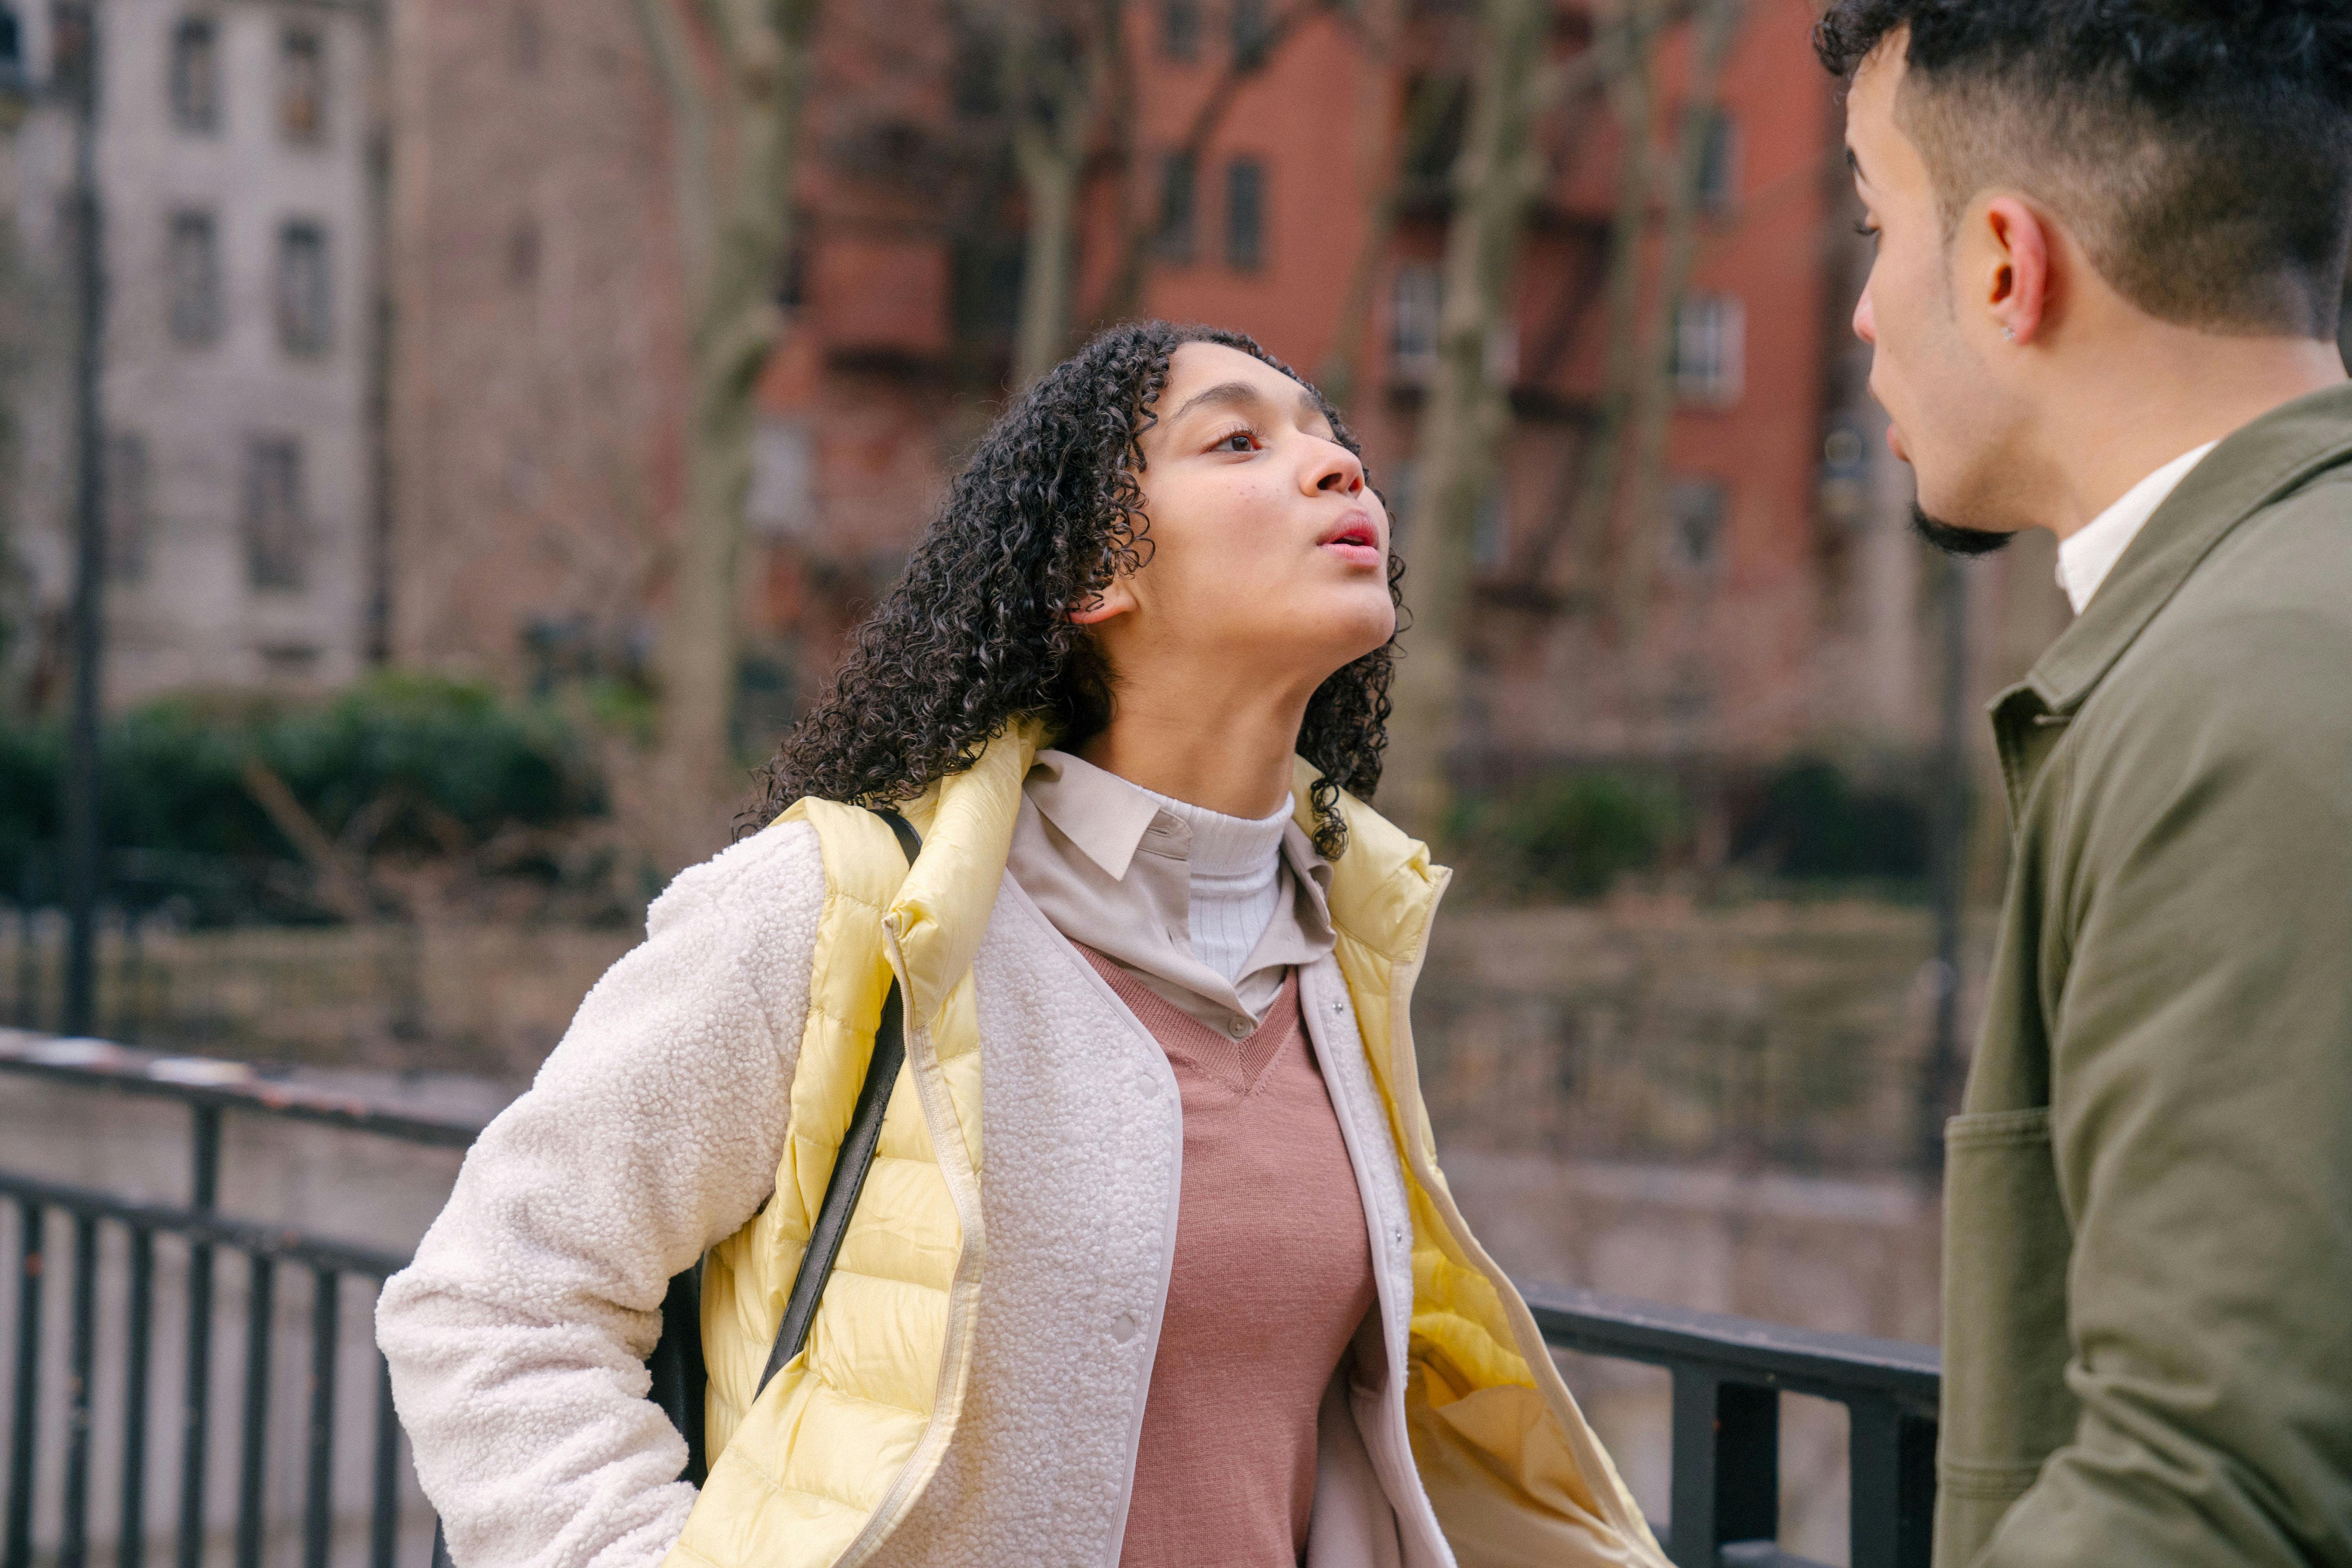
[1136,786,1292,985]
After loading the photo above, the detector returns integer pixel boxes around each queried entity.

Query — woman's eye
[1213,429,1259,454]
[1855,219,1881,246]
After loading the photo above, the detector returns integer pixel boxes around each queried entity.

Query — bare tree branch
[1379,0,1553,838]
[1005,0,1120,386]
[1088,0,1322,328]
[629,0,821,864]
[1317,71,1461,411]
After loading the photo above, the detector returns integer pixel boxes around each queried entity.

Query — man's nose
[1853,287,1877,346]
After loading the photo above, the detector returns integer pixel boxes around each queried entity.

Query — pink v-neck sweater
[1083,951,1378,1567]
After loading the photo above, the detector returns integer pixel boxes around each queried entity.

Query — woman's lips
[1318,512,1383,565]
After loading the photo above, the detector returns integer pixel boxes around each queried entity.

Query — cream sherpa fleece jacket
[377,820,1450,1568]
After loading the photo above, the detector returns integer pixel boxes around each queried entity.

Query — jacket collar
[873,722,1447,1024]
[1288,756,1448,970]
[2017,379,2352,718]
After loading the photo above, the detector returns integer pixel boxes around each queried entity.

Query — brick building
[382,0,2003,774]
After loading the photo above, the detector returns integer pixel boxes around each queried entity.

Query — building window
[746,418,817,537]
[276,221,331,354]
[511,2,543,74]
[167,210,221,346]
[169,16,220,133]
[1695,111,1739,212]
[1390,261,1440,381]
[1154,151,1197,263]
[1672,294,1745,406]
[105,432,152,582]
[279,26,325,145]
[1224,157,1265,270]
[1160,0,1200,62]
[507,215,540,289]
[243,437,309,590]
[260,643,320,676]
[1230,0,1272,65]
[1667,477,1730,572]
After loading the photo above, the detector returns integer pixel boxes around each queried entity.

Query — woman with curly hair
[379,322,1662,1568]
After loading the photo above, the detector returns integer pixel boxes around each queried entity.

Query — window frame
[242,435,310,592]
[1389,261,1441,383]
[1671,293,1746,407]
[1154,149,1198,264]
[169,14,221,135]
[1160,0,1201,62]
[1223,155,1265,271]
[277,24,327,146]
[275,219,333,357]
[167,208,223,347]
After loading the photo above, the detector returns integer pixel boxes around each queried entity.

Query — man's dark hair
[1815,1,2352,339]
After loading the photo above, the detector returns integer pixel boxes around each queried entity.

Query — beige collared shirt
[1007,749,1336,1040]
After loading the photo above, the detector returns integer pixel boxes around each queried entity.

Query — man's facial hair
[1910,504,2013,557]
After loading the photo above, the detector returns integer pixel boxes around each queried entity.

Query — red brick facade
[392,0,1914,767]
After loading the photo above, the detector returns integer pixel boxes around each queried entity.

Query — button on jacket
[1941,383,2352,1568]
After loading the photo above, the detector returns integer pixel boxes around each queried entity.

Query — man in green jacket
[1815,4,2352,1565]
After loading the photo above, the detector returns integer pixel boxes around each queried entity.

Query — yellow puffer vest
[667,721,1662,1568]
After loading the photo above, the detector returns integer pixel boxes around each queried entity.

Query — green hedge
[0,672,601,880]
[1452,770,1685,900]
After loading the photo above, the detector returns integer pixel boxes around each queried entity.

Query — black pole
[1916,552,1970,1175]
[59,0,107,1038]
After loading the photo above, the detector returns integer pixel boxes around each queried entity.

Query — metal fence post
[1847,1392,1936,1568]
[1668,1369,1779,1566]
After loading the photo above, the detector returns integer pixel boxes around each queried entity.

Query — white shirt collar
[2055,442,2218,614]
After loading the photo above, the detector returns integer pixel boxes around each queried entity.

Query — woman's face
[1080,343,1394,697]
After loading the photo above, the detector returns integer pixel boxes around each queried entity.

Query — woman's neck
[1074,682,1307,820]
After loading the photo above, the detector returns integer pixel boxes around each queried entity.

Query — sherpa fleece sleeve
[376,820,825,1568]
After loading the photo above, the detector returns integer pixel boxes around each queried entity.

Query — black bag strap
[758,807,922,1395]
[433,809,922,1568]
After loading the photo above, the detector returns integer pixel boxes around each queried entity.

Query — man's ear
[1983,196,2052,346]
[1067,580,1138,626]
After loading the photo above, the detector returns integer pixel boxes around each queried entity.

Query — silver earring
[2001,325,2017,342]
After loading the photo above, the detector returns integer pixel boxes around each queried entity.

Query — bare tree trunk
[1006,1,1116,388]
[1316,73,1457,411]
[1613,0,1741,631]
[1379,0,1552,840]
[632,0,819,864]
[1089,0,1317,329]
[1014,137,1085,387]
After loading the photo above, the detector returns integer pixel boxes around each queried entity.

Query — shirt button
[1226,1018,1250,1039]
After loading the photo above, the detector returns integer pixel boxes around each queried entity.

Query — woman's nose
[1309,441,1365,495]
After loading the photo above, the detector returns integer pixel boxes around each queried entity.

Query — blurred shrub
[1731,756,1927,883]
[0,672,601,894]
[1454,770,1682,901]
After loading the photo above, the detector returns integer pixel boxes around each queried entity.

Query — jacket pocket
[1936,1107,2076,1567]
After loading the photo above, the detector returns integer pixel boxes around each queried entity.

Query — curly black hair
[1815,0,2352,338]
[746,320,1404,859]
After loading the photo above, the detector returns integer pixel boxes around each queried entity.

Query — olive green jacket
[1938,383,2352,1568]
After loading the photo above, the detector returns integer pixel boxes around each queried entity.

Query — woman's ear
[1067,579,1138,626]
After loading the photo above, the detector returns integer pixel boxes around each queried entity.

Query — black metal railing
[1530,1283,1939,1568]
[4,1032,1941,1568]
[0,1033,472,1568]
